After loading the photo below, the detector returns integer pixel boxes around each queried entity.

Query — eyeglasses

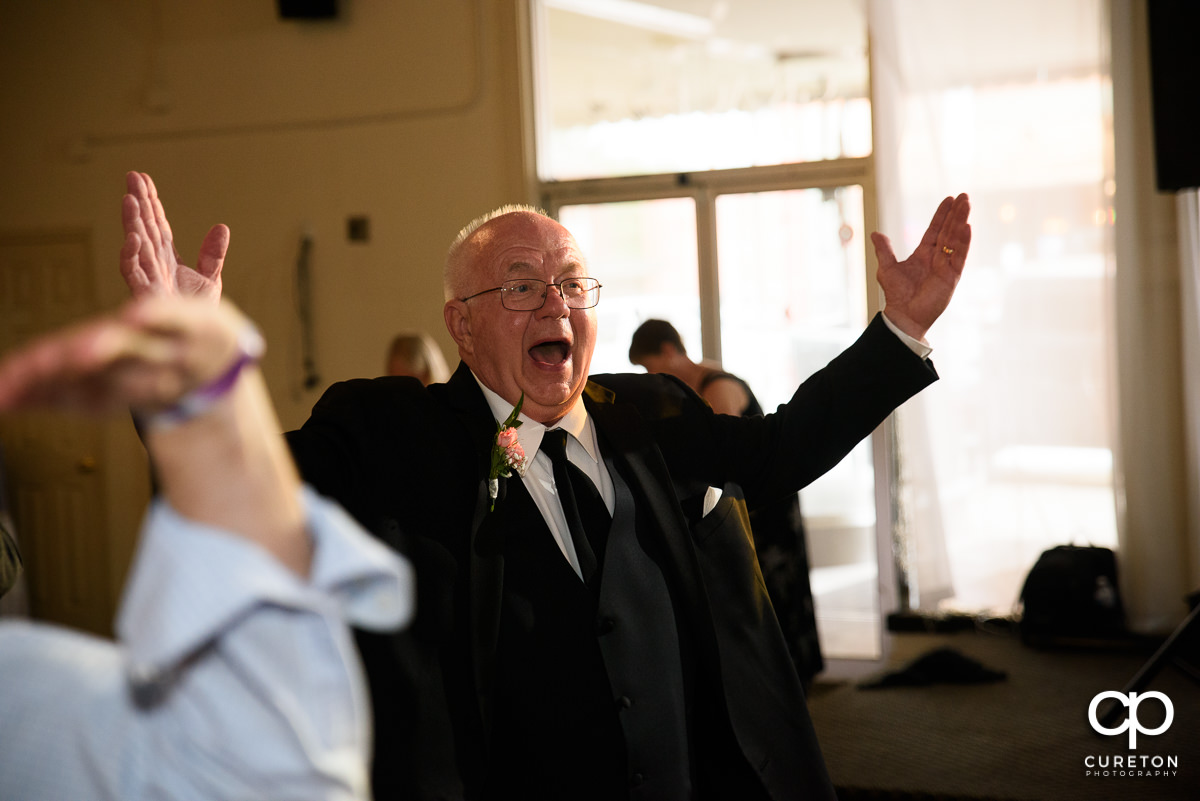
[460,277,603,311]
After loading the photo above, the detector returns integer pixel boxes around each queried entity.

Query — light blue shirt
[0,486,413,801]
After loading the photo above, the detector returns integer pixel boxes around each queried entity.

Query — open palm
[872,193,972,342]
[119,172,225,303]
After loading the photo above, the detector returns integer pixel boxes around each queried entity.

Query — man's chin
[520,375,586,419]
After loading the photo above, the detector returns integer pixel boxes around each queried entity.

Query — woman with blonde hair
[385,331,449,385]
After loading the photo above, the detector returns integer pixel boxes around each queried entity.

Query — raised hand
[872,193,972,342]
[0,297,248,417]
[119,172,226,302]
[0,295,311,574]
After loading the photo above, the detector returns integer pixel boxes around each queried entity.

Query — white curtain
[869,0,1123,617]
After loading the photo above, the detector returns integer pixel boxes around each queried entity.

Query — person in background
[629,320,758,417]
[0,289,413,800]
[120,169,971,800]
[385,330,450,384]
[629,318,823,684]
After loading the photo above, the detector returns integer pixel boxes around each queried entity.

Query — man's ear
[444,300,474,357]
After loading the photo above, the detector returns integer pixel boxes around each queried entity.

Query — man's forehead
[473,215,585,269]
[501,258,586,278]
[477,211,575,246]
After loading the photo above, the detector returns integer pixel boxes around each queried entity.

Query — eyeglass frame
[459,277,603,311]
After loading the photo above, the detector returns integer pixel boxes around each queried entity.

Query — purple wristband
[141,322,265,429]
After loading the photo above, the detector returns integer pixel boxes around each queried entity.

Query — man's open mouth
[529,340,570,366]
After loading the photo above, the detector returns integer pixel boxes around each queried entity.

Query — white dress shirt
[0,486,413,801]
[477,377,615,581]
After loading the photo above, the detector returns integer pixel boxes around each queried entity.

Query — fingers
[123,178,170,290]
[916,195,955,251]
[910,193,972,278]
[196,224,230,284]
[121,191,150,264]
[131,171,169,255]
[948,193,972,258]
[938,194,972,275]
[125,172,159,253]
[119,230,156,299]
[0,316,144,413]
[870,231,897,271]
[143,172,175,248]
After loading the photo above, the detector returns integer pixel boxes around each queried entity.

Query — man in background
[629,318,822,684]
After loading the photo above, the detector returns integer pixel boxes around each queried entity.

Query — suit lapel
[436,363,511,732]
[583,382,711,629]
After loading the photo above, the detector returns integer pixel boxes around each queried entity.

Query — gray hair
[443,204,550,301]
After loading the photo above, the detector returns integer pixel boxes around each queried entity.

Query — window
[537,0,883,665]
[533,0,1117,667]
[558,198,700,376]
[536,0,870,180]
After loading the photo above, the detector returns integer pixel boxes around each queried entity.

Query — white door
[0,231,112,635]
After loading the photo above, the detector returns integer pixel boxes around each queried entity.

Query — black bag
[1018,545,1125,646]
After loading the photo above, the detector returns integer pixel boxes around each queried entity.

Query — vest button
[596,616,616,635]
[616,695,633,710]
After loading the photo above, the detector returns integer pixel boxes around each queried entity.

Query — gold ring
[942,245,954,255]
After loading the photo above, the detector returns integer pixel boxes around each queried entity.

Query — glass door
[715,185,881,660]
[559,198,701,376]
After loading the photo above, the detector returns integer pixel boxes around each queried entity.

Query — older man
[122,172,971,801]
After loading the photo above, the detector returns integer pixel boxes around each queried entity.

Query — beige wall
[0,0,532,623]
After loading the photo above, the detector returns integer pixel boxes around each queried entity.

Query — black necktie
[541,429,610,586]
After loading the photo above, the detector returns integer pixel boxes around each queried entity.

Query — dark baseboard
[885,610,1007,634]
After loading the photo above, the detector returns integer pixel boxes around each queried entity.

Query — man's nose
[540,283,571,316]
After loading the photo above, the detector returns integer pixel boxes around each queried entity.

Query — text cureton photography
[1085,690,1180,781]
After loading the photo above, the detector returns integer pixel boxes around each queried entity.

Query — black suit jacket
[285,313,937,800]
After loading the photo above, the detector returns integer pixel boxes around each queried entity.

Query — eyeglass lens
[502,279,599,310]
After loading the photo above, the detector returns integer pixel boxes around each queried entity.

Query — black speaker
[1147,0,1200,192]
[277,0,337,19]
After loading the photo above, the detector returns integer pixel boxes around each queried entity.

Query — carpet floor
[805,627,1199,800]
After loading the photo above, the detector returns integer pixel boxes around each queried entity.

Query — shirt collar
[472,372,599,465]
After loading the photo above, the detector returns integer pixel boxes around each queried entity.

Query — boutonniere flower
[489,393,527,511]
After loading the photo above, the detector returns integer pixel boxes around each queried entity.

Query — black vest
[485,440,693,800]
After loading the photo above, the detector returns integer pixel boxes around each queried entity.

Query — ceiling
[538,0,1104,128]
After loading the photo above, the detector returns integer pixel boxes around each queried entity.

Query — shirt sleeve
[880,311,934,360]
[0,485,413,801]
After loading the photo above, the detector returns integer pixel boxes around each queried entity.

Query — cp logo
[1088,691,1174,749]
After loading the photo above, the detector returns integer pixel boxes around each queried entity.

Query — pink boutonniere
[489,393,527,511]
